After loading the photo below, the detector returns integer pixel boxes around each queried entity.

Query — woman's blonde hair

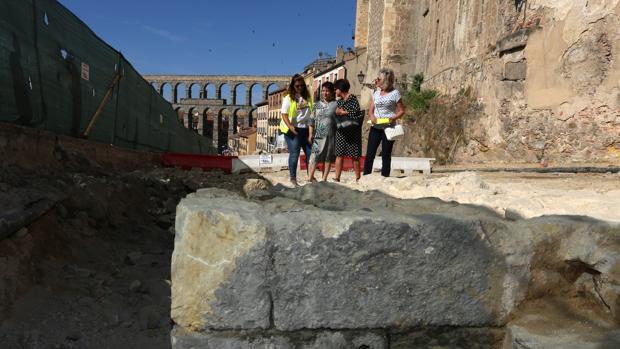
[378,68,395,91]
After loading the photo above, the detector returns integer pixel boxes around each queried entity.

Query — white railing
[375,157,435,175]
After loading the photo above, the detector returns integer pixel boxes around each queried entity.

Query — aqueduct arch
[146,75,289,150]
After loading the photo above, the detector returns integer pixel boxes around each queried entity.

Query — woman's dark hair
[333,79,350,93]
[287,74,310,100]
[321,81,335,94]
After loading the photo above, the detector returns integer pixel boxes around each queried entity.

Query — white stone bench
[371,157,435,175]
[233,154,289,173]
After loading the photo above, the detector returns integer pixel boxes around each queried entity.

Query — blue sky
[59,0,357,76]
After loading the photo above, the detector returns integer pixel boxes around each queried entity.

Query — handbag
[335,109,364,129]
[336,116,360,129]
[335,100,362,129]
[384,124,404,141]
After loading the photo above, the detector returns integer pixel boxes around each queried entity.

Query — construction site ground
[1,136,618,348]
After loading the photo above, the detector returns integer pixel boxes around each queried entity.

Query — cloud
[142,25,186,42]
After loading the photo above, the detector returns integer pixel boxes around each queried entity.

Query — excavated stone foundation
[171,184,620,348]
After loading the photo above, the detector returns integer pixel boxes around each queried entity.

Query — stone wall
[366,0,385,78]
[380,0,415,80]
[344,48,368,102]
[355,0,370,49]
[358,0,620,164]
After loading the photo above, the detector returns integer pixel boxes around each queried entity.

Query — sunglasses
[294,85,303,88]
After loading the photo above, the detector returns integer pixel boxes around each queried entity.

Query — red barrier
[299,155,365,171]
[160,153,236,173]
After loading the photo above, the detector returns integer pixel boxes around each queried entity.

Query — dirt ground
[0,165,268,349]
[1,161,618,349]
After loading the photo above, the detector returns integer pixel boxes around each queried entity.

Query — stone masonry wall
[360,0,620,164]
[355,0,369,49]
[380,0,416,81]
[366,0,385,79]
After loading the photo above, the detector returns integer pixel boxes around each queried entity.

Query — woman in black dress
[333,79,363,182]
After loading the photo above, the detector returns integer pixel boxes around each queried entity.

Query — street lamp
[357,70,376,89]
[357,71,365,84]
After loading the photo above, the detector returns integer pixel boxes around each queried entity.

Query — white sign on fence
[259,154,273,165]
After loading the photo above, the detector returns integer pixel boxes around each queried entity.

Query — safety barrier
[161,152,435,176]
[161,153,235,173]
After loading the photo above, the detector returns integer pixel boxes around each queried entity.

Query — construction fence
[0,0,214,154]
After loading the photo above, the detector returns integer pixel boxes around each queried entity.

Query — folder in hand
[367,117,393,125]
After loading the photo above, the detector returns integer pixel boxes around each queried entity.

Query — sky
[58,0,357,76]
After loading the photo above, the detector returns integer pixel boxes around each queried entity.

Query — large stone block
[391,327,505,349]
[172,186,526,332]
[171,327,386,349]
[504,324,620,349]
[504,61,527,81]
[497,29,529,54]
[172,328,292,349]
[171,185,620,348]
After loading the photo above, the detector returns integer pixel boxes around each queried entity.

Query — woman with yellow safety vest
[280,74,313,187]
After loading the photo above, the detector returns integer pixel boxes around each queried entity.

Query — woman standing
[363,68,405,177]
[308,82,337,182]
[333,79,363,182]
[280,74,313,186]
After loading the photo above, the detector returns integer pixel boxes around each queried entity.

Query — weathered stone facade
[255,101,269,152]
[355,0,620,164]
[268,88,288,152]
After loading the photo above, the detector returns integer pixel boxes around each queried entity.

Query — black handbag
[335,109,363,129]
[335,116,360,129]
[335,100,362,129]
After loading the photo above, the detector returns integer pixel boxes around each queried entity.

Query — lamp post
[357,70,375,89]
[357,71,365,84]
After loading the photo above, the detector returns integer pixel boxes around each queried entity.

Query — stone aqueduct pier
[145,75,289,150]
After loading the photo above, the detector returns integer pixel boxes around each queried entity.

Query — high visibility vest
[279,94,313,134]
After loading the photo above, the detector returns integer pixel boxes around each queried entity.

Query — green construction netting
[0,0,214,154]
